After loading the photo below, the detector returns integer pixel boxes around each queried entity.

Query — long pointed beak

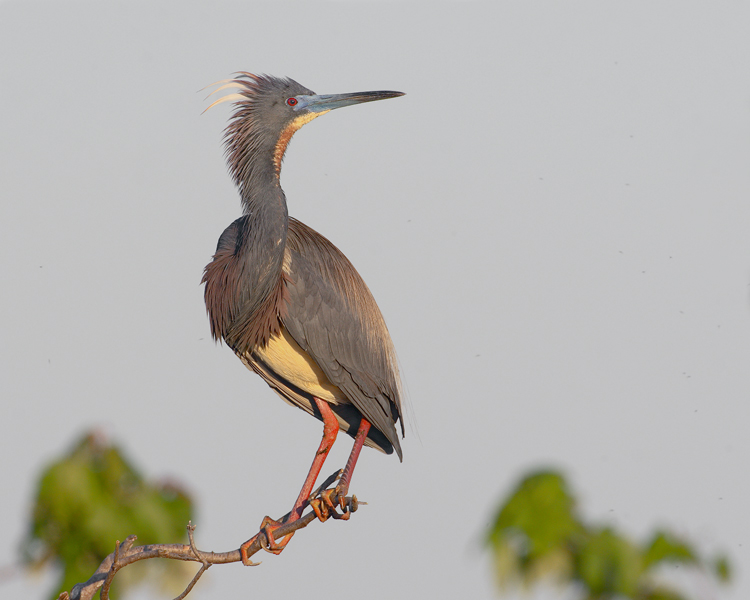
[300,90,405,113]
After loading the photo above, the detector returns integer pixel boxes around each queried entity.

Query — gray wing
[283,218,404,460]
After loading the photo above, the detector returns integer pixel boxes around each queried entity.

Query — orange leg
[240,398,339,565]
[338,417,371,497]
[315,417,371,520]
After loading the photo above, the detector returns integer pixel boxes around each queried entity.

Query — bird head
[206,73,404,186]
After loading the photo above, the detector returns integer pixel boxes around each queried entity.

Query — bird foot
[309,488,362,522]
[239,515,295,565]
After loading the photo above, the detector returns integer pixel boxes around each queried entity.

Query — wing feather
[283,218,404,459]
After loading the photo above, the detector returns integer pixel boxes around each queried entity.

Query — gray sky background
[1,2,749,599]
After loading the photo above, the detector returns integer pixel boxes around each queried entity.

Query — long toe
[319,488,351,521]
[240,516,295,564]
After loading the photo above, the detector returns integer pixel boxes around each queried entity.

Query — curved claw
[316,489,364,521]
[239,534,262,566]
[320,488,348,520]
[260,516,295,554]
[310,498,331,522]
[239,516,295,565]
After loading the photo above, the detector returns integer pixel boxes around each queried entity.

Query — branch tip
[61,472,362,599]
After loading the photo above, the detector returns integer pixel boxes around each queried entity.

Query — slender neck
[238,138,282,204]
[235,147,289,311]
[225,116,292,276]
[230,112,315,221]
[237,138,288,234]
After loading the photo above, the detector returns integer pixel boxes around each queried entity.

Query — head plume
[205,73,316,198]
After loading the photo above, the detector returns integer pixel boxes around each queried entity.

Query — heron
[201,73,405,564]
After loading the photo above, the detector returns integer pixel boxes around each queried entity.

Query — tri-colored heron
[201,74,405,564]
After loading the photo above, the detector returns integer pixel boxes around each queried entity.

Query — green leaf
[485,469,733,599]
[576,527,642,596]
[486,470,583,586]
[643,531,697,569]
[22,431,195,598]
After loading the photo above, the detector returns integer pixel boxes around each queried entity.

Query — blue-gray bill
[295,90,405,113]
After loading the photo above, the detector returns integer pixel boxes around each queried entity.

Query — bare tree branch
[57,471,355,600]
[174,522,211,600]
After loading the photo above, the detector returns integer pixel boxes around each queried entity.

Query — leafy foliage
[23,431,194,598]
[486,470,729,600]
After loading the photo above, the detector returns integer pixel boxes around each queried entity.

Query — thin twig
[64,470,358,600]
[99,538,121,600]
[186,522,206,565]
[173,562,210,600]
[173,522,212,600]
[100,536,136,600]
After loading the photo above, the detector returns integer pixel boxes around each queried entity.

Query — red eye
[286,97,298,106]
